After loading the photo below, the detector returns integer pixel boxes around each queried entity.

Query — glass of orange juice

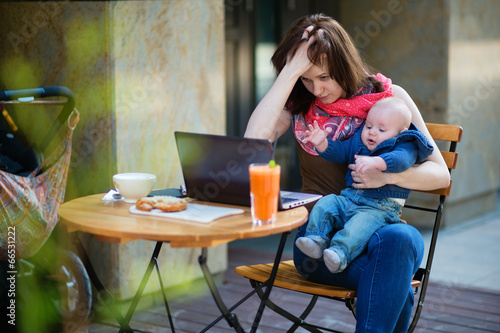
[249,163,281,224]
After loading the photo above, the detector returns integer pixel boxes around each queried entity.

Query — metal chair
[235,123,463,333]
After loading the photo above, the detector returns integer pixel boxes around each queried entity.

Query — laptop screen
[174,131,272,206]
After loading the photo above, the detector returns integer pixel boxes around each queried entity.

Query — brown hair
[271,14,383,115]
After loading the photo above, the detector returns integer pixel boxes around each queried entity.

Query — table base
[74,238,175,332]
[74,231,290,332]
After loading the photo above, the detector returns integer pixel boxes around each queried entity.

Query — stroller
[0,87,91,332]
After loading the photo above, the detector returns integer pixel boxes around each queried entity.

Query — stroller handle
[0,86,75,107]
[0,86,76,152]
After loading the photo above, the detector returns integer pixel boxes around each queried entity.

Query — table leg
[73,236,131,331]
[199,248,246,333]
[199,231,290,333]
[121,241,176,332]
[154,255,176,331]
[74,237,175,332]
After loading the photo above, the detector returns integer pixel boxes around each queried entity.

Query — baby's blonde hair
[371,97,412,130]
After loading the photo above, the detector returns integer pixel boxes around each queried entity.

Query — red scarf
[293,73,393,155]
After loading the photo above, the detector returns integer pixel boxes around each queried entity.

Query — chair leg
[250,280,321,333]
[250,232,290,333]
[286,295,319,333]
[345,298,356,319]
[408,201,444,332]
[250,280,346,333]
[408,271,428,333]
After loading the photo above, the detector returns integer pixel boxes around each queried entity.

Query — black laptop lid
[174,131,272,206]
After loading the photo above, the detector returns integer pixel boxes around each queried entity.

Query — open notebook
[174,131,322,209]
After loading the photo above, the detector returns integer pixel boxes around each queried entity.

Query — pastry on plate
[135,196,187,212]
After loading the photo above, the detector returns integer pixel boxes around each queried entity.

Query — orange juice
[249,163,281,224]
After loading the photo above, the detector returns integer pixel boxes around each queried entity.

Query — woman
[244,14,449,332]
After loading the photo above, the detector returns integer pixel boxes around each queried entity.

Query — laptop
[174,131,322,209]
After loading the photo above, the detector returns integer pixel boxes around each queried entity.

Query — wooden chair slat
[426,123,463,142]
[235,260,421,299]
[441,151,459,170]
[235,260,357,298]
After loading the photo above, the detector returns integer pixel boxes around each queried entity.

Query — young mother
[244,14,450,332]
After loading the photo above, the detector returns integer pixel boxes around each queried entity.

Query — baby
[296,97,434,273]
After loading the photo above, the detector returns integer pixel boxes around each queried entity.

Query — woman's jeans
[294,220,425,332]
[304,188,403,272]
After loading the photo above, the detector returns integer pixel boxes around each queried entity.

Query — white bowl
[113,173,156,203]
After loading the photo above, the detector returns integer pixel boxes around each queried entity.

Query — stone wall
[446,0,500,223]
[340,0,499,227]
[0,0,227,299]
[340,0,449,124]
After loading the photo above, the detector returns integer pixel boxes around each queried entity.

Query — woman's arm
[245,26,317,141]
[243,71,295,140]
[351,84,450,191]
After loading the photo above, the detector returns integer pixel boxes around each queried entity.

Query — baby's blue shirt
[318,123,434,199]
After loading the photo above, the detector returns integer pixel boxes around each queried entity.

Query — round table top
[58,193,309,248]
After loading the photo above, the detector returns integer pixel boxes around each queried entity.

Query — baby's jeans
[305,187,403,272]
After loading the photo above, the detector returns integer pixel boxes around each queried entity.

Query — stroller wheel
[53,250,92,330]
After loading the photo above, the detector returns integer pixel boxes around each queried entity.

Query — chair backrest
[414,123,463,197]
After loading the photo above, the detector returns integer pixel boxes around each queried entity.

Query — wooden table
[58,193,308,332]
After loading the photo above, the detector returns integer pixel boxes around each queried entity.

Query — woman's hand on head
[285,26,322,77]
[245,27,322,141]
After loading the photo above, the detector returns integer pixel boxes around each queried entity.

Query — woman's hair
[271,13,383,115]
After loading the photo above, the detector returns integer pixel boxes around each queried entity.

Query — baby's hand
[302,121,331,152]
[354,155,387,175]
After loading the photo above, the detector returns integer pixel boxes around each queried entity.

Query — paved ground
[421,199,500,292]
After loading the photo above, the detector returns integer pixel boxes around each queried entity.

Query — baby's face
[361,107,405,151]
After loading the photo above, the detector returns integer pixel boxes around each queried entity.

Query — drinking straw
[269,131,278,167]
